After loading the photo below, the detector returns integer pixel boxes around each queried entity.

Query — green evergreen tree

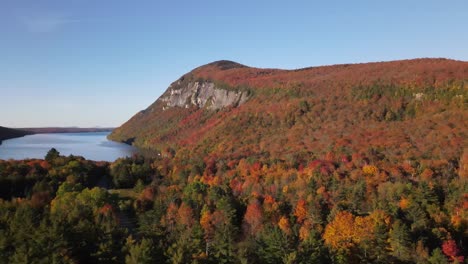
[297,231,329,264]
[125,238,155,264]
[45,148,60,162]
[165,227,204,264]
[209,197,238,263]
[368,222,391,263]
[428,248,449,264]
[133,179,145,193]
[406,201,429,233]
[388,220,412,262]
[256,226,293,264]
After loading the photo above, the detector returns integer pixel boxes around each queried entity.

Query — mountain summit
[200,60,247,70]
[109,58,467,164]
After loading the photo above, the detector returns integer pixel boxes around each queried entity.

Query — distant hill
[21,127,114,134]
[0,126,33,144]
[109,58,468,164]
[0,127,114,144]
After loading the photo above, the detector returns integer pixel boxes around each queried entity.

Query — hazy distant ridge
[0,127,114,144]
[21,127,114,134]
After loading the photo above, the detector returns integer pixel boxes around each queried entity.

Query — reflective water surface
[0,132,136,161]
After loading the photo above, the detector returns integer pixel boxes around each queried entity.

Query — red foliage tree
[442,240,464,262]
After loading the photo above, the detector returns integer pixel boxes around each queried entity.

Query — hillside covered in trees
[110,58,467,167]
[1,59,467,263]
[0,126,32,144]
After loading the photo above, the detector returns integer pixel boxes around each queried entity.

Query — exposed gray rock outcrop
[160,80,249,110]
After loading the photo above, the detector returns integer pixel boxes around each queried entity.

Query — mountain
[109,58,467,164]
[0,126,33,144]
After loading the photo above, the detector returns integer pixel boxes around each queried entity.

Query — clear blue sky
[1,0,467,127]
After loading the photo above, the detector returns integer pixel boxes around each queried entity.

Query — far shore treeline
[0,126,114,144]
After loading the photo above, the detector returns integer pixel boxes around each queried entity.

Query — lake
[0,132,137,161]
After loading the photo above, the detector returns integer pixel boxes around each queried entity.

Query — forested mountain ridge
[110,58,468,165]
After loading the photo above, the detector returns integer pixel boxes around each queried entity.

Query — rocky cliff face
[160,79,249,111]
[108,61,253,148]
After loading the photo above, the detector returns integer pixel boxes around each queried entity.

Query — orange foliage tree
[243,200,264,235]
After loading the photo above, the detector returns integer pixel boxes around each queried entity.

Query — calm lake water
[0,132,137,161]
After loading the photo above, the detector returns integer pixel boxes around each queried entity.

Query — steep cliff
[109,60,254,148]
[109,59,468,163]
[160,78,249,110]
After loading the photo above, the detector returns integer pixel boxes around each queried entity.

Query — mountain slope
[109,58,468,164]
[0,126,32,144]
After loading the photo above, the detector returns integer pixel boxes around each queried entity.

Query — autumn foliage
[442,239,465,263]
[1,59,468,263]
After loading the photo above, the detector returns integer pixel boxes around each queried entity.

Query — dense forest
[0,147,466,263]
[1,59,467,263]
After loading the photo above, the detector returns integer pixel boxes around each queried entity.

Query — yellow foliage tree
[278,216,291,235]
[323,210,390,252]
[323,211,356,251]
[362,165,378,175]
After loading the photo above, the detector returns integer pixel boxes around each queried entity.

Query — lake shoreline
[0,127,115,146]
[0,132,136,162]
